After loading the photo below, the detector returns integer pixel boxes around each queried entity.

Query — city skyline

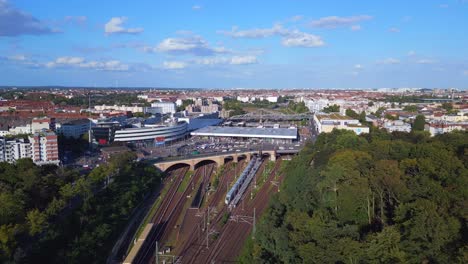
[1,0,467,89]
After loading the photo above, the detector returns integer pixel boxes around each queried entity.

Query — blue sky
[0,0,467,89]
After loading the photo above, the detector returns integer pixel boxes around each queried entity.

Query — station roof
[315,113,356,121]
[191,126,297,139]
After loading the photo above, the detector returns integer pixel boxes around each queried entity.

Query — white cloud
[219,24,324,48]
[64,16,87,25]
[192,5,202,10]
[407,50,416,56]
[46,56,129,71]
[290,15,303,22]
[310,15,373,28]
[104,17,143,35]
[281,31,324,47]
[350,25,361,31]
[7,54,27,61]
[416,59,436,64]
[220,24,288,38]
[389,27,400,33]
[230,56,257,65]
[378,58,400,64]
[80,60,129,71]
[195,57,229,65]
[194,55,258,66]
[354,64,363,69]
[154,35,230,56]
[439,4,449,8]
[463,70,468,76]
[163,61,187,69]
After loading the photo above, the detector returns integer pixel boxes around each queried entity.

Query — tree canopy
[0,153,162,263]
[322,104,340,113]
[413,115,426,131]
[240,129,468,264]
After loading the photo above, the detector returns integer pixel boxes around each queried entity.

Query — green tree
[403,105,418,112]
[441,102,453,111]
[413,115,425,131]
[322,104,340,113]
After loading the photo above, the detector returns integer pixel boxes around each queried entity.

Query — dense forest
[240,129,467,263]
[0,153,161,263]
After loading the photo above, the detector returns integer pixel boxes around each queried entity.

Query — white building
[0,137,5,162]
[56,119,92,139]
[266,96,278,103]
[425,121,467,136]
[94,104,145,113]
[383,120,412,133]
[31,117,51,132]
[237,96,250,103]
[305,99,330,112]
[8,124,32,135]
[150,102,176,114]
[313,113,369,135]
[4,138,32,163]
[29,131,60,165]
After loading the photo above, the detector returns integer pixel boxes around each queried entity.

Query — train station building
[190,126,298,144]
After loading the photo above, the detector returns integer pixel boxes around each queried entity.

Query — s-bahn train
[224,156,257,205]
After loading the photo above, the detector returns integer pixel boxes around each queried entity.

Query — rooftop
[191,126,297,139]
[62,118,90,126]
[316,113,356,120]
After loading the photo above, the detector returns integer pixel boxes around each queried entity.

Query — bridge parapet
[154,150,276,172]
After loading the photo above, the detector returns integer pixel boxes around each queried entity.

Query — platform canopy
[191,126,297,139]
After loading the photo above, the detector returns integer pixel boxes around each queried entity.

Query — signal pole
[155,241,159,264]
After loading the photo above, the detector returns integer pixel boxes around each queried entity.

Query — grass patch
[221,212,230,227]
[177,170,193,193]
[129,178,175,254]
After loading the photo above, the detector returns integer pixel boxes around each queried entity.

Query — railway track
[176,161,243,262]
[183,158,284,263]
[139,163,215,263]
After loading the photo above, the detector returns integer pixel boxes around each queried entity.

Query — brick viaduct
[154,150,277,172]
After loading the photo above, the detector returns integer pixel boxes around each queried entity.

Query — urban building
[191,126,298,144]
[56,118,92,139]
[4,138,32,163]
[383,120,412,133]
[150,102,176,114]
[113,121,188,145]
[28,131,60,165]
[0,137,5,162]
[425,121,468,136]
[313,113,369,135]
[92,120,188,145]
[31,117,52,132]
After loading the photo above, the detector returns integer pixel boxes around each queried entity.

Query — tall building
[4,138,32,163]
[0,137,5,162]
[313,113,369,135]
[150,102,176,114]
[28,131,60,165]
[31,117,52,132]
[56,118,91,139]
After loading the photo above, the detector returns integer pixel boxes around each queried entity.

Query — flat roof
[316,114,355,121]
[191,126,297,139]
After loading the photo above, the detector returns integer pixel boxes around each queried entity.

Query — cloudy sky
[1,0,467,89]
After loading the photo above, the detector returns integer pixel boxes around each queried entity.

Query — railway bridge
[154,150,277,172]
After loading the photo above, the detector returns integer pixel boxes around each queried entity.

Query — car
[222,149,227,152]
[236,149,241,152]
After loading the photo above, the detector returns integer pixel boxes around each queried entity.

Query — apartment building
[2,138,32,163]
[56,118,91,139]
[29,131,60,165]
[150,102,176,114]
[313,113,369,135]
